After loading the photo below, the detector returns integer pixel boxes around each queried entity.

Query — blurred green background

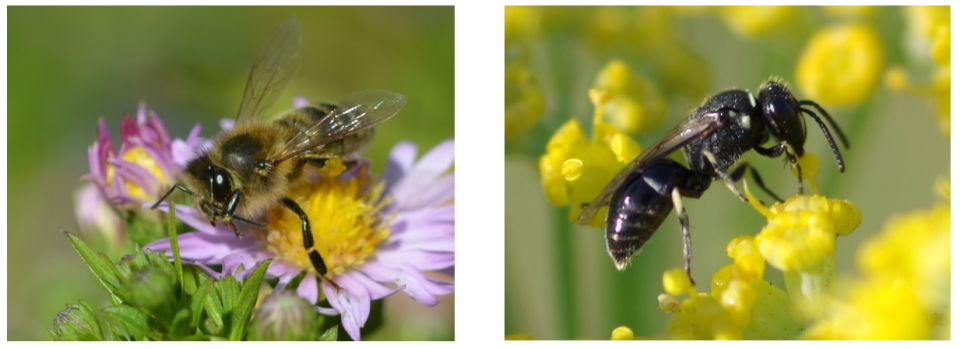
[505,6,949,339]
[8,6,453,340]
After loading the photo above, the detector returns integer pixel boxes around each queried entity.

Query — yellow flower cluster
[719,6,799,39]
[657,154,862,339]
[803,197,950,339]
[884,6,950,137]
[593,60,666,134]
[505,6,546,137]
[796,23,884,106]
[505,63,545,136]
[539,89,641,224]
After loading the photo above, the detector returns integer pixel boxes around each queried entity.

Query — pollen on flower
[263,158,391,276]
[105,146,168,200]
[538,94,642,225]
[725,236,765,283]
[663,267,695,297]
[611,325,635,340]
[755,195,861,271]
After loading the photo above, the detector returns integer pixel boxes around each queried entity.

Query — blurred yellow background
[8,6,453,340]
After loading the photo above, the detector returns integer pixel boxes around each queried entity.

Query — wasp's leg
[754,142,803,194]
[281,197,342,292]
[702,150,748,202]
[784,151,804,194]
[753,142,786,159]
[671,188,695,286]
[730,163,784,203]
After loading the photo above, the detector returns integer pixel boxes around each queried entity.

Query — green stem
[167,201,184,293]
[554,208,578,339]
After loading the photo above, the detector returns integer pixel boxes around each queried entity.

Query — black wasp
[577,79,849,284]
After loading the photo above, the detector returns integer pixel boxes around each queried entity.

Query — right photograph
[505,6,949,340]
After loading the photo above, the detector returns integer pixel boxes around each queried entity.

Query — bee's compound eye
[207,165,233,203]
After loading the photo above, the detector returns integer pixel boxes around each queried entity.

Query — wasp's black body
[581,79,848,284]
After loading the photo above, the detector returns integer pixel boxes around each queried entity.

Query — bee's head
[184,156,235,221]
[758,80,806,156]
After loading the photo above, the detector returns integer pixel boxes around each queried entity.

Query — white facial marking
[748,92,757,108]
[740,114,751,129]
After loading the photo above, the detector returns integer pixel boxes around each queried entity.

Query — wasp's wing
[577,112,728,225]
[235,18,302,123]
[269,90,407,164]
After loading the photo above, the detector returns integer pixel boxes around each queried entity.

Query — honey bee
[151,18,406,289]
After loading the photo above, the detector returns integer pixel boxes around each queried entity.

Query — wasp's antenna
[799,106,846,173]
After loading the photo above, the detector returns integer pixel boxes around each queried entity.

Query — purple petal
[337,274,373,326]
[146,108,172,146]
[219,118,235,131]
[410,139,455,178]
[323,282,366,341]
[293,96,310,108]
[359,262,453,306]
[384,141,418,191]
[145,231,259,263]
[348,270,405,301]
[315,306,339,316]
[265,260,305,281]
[171,139,197,167]
[136,101,148,124]
[297,275,319,304]
[394,205,455,225]
[375,249,455,271]
[150,202,219,234]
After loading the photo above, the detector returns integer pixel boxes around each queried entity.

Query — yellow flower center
[262,158,391,276]
[105,146,167,200]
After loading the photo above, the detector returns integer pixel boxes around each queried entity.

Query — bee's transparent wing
[235,18,302,123]
[269,90,407,164]
[577,112,728,225]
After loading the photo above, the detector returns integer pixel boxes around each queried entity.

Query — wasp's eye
[764,98,805,150]
[208,165,233,203]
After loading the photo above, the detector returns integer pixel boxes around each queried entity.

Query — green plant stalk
[167,201,184,293]
[554,208,578,339]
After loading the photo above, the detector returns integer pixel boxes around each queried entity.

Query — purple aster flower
[79,101,206,209]
[75,102,207,242]
[146,139,455,341]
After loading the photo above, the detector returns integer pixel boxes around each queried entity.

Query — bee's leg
[671,187,696,286]
[702,150,748,202]
[280,197,343,292]
[151,184,194,210]
[729,163,784,203]
[223,190,243,238]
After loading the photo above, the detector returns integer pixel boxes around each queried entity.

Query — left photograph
[8,7,454,341]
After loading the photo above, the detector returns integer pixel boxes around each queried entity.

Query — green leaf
[101,305,162,340]
[169,308,191,339]
[167,201,184,292]
[228,259,272,341]
[64,231,123,304]
[203,282,225,335]
[220,274,240,316]
[190,279,213,328]
[319,325,339,341]
[105,322,129,341]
